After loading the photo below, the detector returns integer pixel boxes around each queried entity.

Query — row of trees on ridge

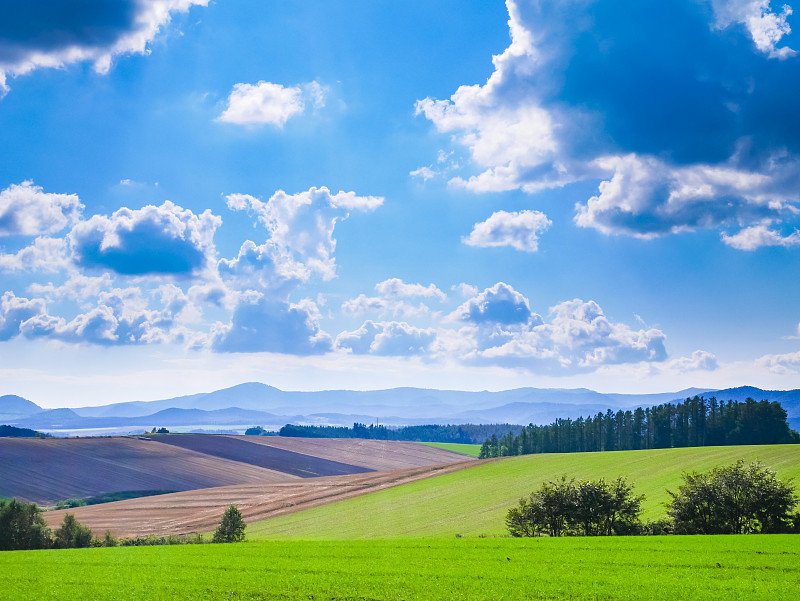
[482,397,798,458]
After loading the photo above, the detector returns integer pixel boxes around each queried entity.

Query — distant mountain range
[1,383,799,436]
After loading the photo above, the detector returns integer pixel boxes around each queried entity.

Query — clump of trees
[667,460,798,534]
[507,461,799,537]
[1,499,248,551]
[482,397,799,458]
[506,476,643,537]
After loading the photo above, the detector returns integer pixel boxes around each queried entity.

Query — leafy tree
[213,504,246,543]
[0,499,51,550]
[506,476,644,537]
[53,513,93,549]
[667,460,798,534]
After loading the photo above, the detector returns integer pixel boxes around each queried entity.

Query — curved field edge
[1,536,799,601]
[420,442,482,457]
[247,444,800,539]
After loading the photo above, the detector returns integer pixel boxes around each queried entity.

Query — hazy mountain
[0,394,42,420]
[6,384,800,434]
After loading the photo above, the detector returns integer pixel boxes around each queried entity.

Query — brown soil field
[237,436,472,471]
[43,459,480,538]
[0,437,297,504]
[151,434,373,477]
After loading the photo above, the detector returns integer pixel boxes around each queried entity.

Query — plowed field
[42,460,479,537]
[235,436,470,471]
[0,437,296,504]
[151,434,373,478]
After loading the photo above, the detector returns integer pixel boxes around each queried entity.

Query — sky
[2,0,800,408]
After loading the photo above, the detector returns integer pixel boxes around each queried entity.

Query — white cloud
[574,154,795,240]
[416,1,800,249]
[756,349,800,373]
[666,350,720,372]
[0,1,209,95]
[0,181,83,236]
[336,320,437,356]
[449,282,537,325]
[0,237,69,272]
[374,278,446,301]
[711,0,796,58]
[225,187,383,281]
[410,166,436,181]
[452,283,479,298]
[341,294,432,319]
[464,209,551,252]
[0,292,46,341]
[69,200,221,276]
[210,296,332,355]
[217,81,306,126]
[720,222,800,250]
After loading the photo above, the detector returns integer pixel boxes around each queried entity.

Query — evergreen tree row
[480,396,799,459]
[277,422,523,443]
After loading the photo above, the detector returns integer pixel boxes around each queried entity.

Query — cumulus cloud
[210,296,332,355]
[0,0,209,95]
[667,350,720,372]
[0,181,83,236]
[0,292,45,341]
[336,320,437,356]
[374,278,446,301]
[757,349,800,373]
[69,201,221,276]
[449,282,537,326]
[720,222,800,249]
[341,294,432,319]
[225,187,382,281]
[464,209,551,252]
[0,237,69,272]
[438,283,669,373]
[217,80,325,126]
[417,0,800,249]
[711,0,796,58]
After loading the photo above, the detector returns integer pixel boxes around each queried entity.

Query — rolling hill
[246,444,800,539]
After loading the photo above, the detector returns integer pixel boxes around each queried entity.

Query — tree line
[0,499,246,551]
[481,397,799,458]
[277,422,523,443]
[507,460,799,537]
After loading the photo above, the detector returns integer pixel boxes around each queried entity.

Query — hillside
[246,444,800,539]
[0,436,468,505]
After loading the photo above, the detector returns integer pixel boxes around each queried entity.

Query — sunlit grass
[1,536,798,601]
[248,444,800,539]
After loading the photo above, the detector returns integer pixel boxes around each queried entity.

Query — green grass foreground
[248,444,800,539]
[1,536,798,601]
[420,441,482,456]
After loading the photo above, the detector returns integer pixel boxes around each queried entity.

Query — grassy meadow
[2,536,799,601]
[419,441,482,456]
[247,444,800,539]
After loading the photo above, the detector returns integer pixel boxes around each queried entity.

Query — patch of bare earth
[43,459,482,538]
[234,436,471,471]
[0,436,298,504]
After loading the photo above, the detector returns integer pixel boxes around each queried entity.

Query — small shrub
[213,505,246,543]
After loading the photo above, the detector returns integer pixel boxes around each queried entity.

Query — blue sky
[2,0,800,407]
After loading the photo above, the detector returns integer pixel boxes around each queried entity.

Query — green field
[420,441,482,456]
[248,444,800,539]
[2,536,799,601]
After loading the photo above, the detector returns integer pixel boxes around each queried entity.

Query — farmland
[1,536,799,601]
[247,444,800,539]
[42,460,477,538]
[0,436,469,506]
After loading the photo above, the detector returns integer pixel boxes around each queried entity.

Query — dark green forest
[480,397,799,459]
[277,422,523,443]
